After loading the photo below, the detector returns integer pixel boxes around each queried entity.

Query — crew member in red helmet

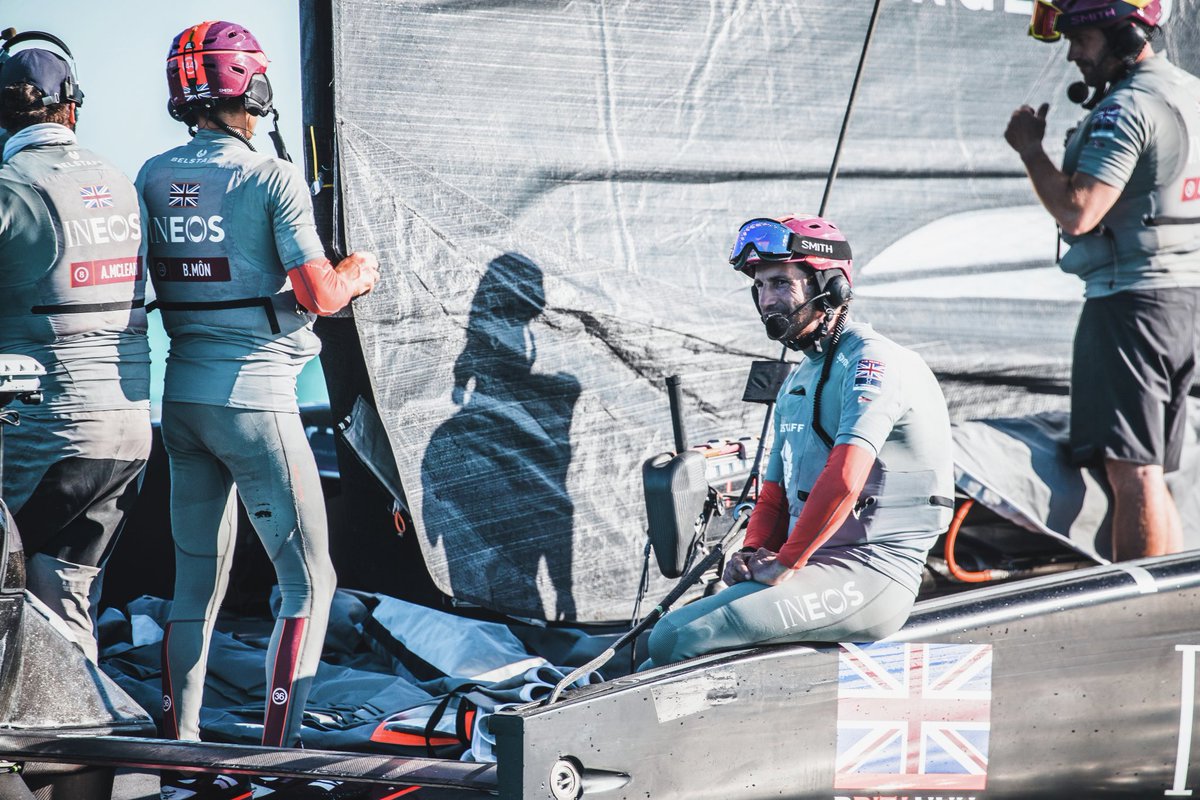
[138,20,378,799]
[1006,0,1200,560]
[644,214,953,667]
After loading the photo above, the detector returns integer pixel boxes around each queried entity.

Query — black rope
[818,0,885,217]
[629,539,653,672]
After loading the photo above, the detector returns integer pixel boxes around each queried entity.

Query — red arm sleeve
[743,479,790,552]
[288,258,355,316]
[776,443,875,569]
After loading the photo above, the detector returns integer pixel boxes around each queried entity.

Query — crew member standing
[0,46,150,662]
[140,20,378,792]
[1006,0,1200,560]
[644,214,953,666]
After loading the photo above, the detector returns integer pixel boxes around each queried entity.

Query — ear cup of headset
[816,272,853,308]
[167,98,199,125]
[1108,22,1149,63]
[0,33,84,110]
[242,72,274,117]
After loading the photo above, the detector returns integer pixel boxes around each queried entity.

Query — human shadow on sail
[421,253,581,620]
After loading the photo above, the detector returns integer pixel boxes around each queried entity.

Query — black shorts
[1070,287,1200,472]
[14,456,146,566]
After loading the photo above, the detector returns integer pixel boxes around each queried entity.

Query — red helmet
[166,21,270,120]
[729,213,853,286]
[1029,0,1162,42]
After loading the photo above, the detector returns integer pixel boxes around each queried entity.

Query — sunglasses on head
[1029,0,1152,42]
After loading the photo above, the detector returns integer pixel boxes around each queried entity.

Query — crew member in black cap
[0,45,150,661]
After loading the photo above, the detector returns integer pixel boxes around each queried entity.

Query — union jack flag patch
[79,185,113,209]
[854,358,885,391]
[182,82,211,100]
[834,642,992,793]
[168,183,200,208]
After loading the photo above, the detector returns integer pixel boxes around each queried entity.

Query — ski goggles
[728,218,852,270]
[1029,0,1066,41]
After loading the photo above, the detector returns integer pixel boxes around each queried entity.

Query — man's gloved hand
[336,251,381,297]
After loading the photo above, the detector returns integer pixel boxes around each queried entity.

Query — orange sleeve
[743,479,790,552]
[288,258,354,316]
[776,443,875,569]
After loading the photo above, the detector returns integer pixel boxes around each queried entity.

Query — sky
[2,2,304,178]
[2,2,327,409]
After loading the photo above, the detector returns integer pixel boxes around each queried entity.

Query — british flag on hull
[834,642,992,792]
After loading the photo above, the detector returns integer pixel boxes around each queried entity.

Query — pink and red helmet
[166,20,270,119]
[728,213,853,287]
[1028,0,1162,42]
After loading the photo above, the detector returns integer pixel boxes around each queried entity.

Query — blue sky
[3,3,304,177]
[4,3,328,409]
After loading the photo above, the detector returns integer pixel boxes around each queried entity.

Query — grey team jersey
[1061,56,1200,298]
[136,130,326,412]
[0,134,149,415]
[764,320,954,594]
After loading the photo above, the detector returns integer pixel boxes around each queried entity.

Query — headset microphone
[1067,80,1107,109]
[1067,82,1089,104]
[762,292,829,341]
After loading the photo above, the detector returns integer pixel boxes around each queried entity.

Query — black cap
[0,49,81,107]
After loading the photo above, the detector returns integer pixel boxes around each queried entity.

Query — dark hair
[187,96,246,125]
[0,83,73,131]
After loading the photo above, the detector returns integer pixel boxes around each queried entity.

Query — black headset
[242,72,274,117]
[749,264,853,351]
[1107,20,1152,67]
[812,268,853,309]
[168,64,274,122]
[1069,20,1157,109]
[749,266,853,314]
[0,29,85,112]
[169,62,291,162]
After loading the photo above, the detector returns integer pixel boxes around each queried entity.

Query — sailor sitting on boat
[644,214,954,666]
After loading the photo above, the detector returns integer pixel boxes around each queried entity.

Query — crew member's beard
[1075,48,1122,88]
[761,297,825,344]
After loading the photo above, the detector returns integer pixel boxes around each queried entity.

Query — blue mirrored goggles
[727,218,852,270]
